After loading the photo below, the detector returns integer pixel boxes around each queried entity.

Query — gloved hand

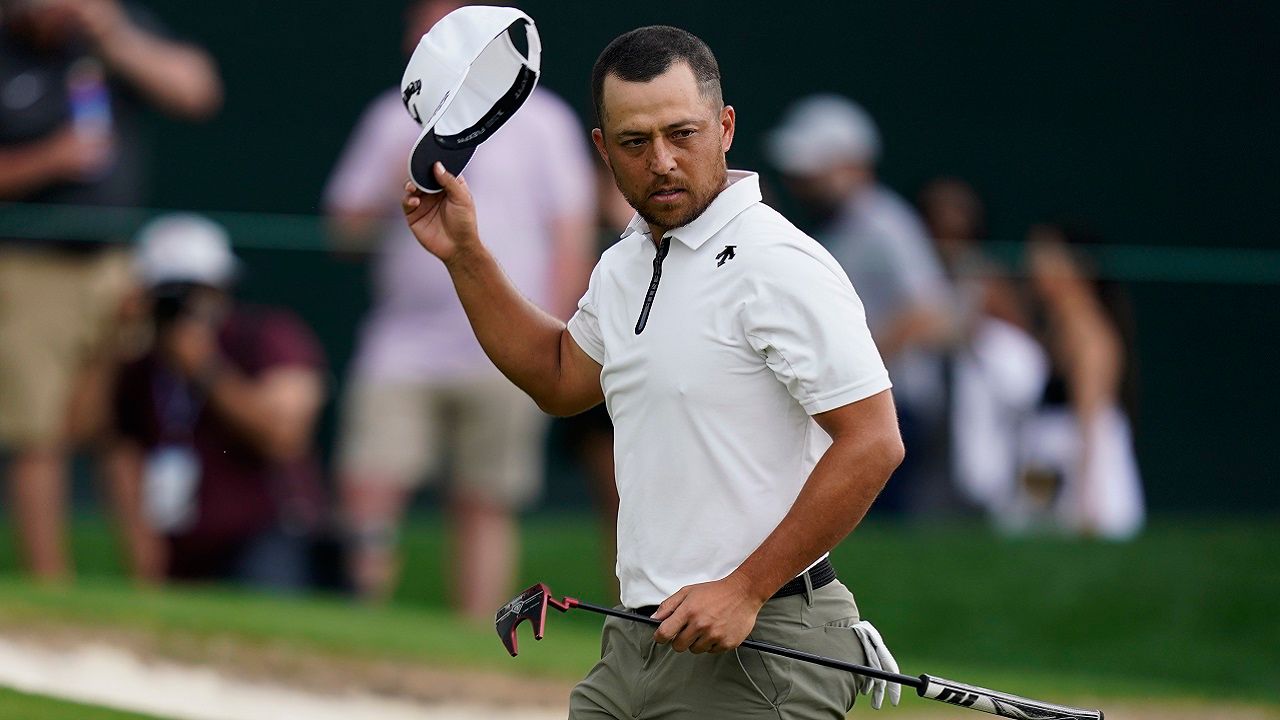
[851,620,902,709]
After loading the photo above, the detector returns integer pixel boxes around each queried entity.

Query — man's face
[592,62,734,237]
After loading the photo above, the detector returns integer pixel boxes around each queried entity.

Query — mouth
[648,188,686,203]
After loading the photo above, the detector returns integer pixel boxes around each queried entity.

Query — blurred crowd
[1,0,1143,612]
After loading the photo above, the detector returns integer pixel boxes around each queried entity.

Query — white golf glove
[851,620,902,709]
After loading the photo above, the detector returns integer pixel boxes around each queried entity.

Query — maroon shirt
[114,305,326,578]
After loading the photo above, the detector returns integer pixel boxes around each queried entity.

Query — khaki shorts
[336,375,547,507]
[0,247,133,446]
[570,580,869,719]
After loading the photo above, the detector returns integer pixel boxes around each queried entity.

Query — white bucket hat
[400,5,541,192]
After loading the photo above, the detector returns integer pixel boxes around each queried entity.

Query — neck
[647,172,734,247]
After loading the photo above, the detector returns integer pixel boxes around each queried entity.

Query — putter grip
[919,674,1103,720]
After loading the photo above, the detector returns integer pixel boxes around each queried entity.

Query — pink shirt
[324,87,595,382]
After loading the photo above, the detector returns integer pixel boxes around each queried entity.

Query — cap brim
[409,126,477,193]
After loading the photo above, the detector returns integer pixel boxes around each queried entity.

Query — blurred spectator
[1013,222,1145,540]
[105,215,329,588]
[766,95,955,514]
[0,0,221,581]
[918,178,1049,520]
[323,0,595,616]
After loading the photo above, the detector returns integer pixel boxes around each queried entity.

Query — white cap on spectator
[134,213,239,288]
[766,94,882,175]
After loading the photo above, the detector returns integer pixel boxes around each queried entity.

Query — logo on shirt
[715,245,737,267]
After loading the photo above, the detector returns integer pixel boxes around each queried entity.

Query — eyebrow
[615,118,706,139]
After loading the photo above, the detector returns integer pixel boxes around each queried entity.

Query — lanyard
[150,367,205,444]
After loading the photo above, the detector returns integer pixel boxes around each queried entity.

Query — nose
[648,138,677,176]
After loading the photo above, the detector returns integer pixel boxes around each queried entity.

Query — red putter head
[495,583,578,656]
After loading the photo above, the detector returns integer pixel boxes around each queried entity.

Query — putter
[496,583,1104,720]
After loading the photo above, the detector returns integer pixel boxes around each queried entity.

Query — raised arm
[69,0,222,119]
[402,163,604,416]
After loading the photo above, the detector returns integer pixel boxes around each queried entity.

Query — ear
[591,128,612,169]
[720,105,736,153]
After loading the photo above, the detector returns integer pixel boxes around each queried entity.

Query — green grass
[0,514,1276,705]
[835,519,1280,703]
[0,688,170,720]
[0,578,603,681]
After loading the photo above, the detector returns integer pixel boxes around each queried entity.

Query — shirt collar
[620,170,762,250]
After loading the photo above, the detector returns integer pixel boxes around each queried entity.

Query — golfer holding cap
[404,19,904,718]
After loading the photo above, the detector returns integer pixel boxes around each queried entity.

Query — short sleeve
[743,244,892,415]
[567,263,606,365]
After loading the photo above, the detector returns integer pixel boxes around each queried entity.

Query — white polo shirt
[568,170,892,609]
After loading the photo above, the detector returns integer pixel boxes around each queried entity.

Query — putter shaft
[565,599,920,688]
[505,585,1102,720]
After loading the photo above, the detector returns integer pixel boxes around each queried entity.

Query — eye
[621,138,647,148]
[672,129,696,140]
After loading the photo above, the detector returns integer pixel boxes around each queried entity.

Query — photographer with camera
[104,214,328,589]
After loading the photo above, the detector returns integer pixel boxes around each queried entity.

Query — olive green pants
[569,580,868,719]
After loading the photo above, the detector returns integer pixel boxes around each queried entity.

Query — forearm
[1066,327,1122,531]
[1059,302,1122,423]
[403,164,599,414]
[201,369,311,461]
[445,244,576,411]
[876,304,952,360]
[98,25,222,118]
[731,426,903,602]
[0,144,61,199]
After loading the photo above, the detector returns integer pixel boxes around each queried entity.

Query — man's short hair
[591,25,723,125]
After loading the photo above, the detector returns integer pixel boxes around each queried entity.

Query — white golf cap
[133,213,238,288]
[766,94,882,175]
[400,5,541,192]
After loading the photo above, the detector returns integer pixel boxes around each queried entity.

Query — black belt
[631,557,836,617]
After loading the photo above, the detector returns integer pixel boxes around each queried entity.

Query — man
[767,95,954,514]
[0,0,221,581]
[404,26,904,716]
[324,0,595,614]
[106,215,328,588]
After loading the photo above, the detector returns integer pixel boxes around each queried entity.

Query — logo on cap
[402,79,422,122]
